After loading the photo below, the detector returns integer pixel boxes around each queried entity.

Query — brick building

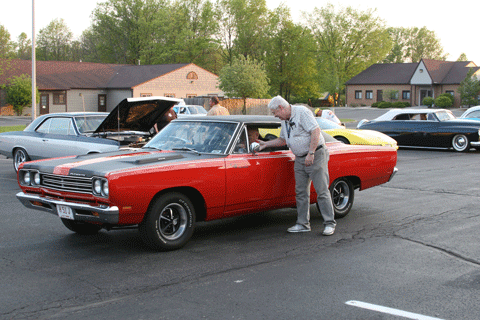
[345,59,480,108]
[0,59,222,115]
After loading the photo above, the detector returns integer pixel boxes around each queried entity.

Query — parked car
[0,96,183,171]
[316,118,397,148]
[357,108,480,152]
[459,106,480,121]
[173,105,207,117]
[16,115,398,251]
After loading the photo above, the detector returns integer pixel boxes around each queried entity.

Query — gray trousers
[293,147,336,228]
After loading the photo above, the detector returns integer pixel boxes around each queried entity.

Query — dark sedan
[357,108,480,152]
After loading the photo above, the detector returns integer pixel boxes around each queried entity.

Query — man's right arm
[258,137,286,151]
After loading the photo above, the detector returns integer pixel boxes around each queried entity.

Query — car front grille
[41,174,93,194]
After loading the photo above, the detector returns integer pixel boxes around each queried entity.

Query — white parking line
[346,301,444,320]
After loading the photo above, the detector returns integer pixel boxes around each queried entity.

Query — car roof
[174,115,281,124]
[374,108,450,121]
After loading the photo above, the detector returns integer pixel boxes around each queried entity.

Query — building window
[365,91,373,99]
[140,93,152,97]
[53,92,66,105]
[355,91,362,99]
[402,91,411,100]
[446,90,454,96]
[186,72,198,80]
[164,93,175,98]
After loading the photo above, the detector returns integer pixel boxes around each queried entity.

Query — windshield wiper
[172,147,201,155]
[142,146,162,151]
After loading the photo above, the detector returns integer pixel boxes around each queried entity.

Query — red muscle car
[16,115,398,250]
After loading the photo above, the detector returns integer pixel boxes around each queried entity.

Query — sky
[2,0,479,64]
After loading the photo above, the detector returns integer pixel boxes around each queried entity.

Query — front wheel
[139,192,195,251]
[13,148,30,172]
[452,134,469,152]
[329,178,354,219]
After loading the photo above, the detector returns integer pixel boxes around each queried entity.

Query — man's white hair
[268,95,289,110]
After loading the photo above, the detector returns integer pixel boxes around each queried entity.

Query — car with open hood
[16,115,398,251]
[357,108,480,152]
[0,96,182,171]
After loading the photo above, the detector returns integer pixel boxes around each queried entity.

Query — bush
[435,93,454,107]
[371,102,380,108]
[422,97,434,107]
[392,101,410,108]
[377,101,392,108]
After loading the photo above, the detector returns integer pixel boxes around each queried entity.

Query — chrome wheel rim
[158,203,187,240]
[14,150,27,171]
[453,135,468,151]
[331,180,350,211]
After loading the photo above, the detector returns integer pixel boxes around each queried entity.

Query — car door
[224,149,296,217]
[39,117,84,159]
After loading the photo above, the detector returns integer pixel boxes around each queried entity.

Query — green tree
[305,4,392,94]
[15,32,31,60]
[435,92,454,107]
[91,0,167,64]
[458,69,480,107]
[383,27,447,63]
[4,75,39,115]
[264,6,319,101]
[456,53,468,61]
[36,18,73,61]
[0,25,15,59]
[219,55,269,114]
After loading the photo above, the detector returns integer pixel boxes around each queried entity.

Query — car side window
[48,118,75,135]
[35,118,52,133]
[233,128,248,154]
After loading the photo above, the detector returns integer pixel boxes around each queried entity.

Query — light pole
[31,0,36,121]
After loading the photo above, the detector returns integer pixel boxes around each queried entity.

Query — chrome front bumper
[470,141,480,147]
[16,192,119,224]
[389,167,398,182]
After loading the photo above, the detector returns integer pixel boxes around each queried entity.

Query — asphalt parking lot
[1,108,479,319]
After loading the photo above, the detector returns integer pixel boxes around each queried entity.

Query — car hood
[94,97,182,133]
[20,149,223,178]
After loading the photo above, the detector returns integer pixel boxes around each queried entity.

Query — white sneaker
[322,225,335,236]
[287,224,311,233]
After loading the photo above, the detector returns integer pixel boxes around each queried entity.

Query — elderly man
[257,96,336,236]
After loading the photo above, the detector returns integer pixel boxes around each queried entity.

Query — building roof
[0,59,192,90]
[346,59,479,86]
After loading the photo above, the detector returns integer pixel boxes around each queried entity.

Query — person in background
[154,105,177,133]
[315,108,342,125]
[207,96,230,116]
[258,96,336,236]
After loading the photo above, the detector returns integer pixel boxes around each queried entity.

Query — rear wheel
[139,192,195,251]
[13,148,30,172]
[452,134,469,152]
[329,178,354,219]
[61,219,102,235]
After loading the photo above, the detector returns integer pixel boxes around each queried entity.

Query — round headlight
[34,172,41,185]
[94,179,102,194]
[24,171,31,185]
[102,180,109,196]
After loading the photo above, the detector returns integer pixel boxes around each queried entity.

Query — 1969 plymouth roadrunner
[16,115,398,250]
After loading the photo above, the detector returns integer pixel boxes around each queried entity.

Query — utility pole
[31,0,36,120]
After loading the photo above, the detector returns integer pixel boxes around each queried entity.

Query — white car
[173,105,207,117]
[459,106,480,121]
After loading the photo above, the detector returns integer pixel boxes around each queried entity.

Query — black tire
[452,134,469,152]
[334,136,350,144]
[61,219,102,235]
[329,178,354,219]
[13,148,30,172]
[139,192,195,251]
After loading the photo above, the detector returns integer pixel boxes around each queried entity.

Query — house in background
[345,59,480,108]
[0,59,222,115]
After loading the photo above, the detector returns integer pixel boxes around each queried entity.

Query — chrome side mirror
[250,142,260,154]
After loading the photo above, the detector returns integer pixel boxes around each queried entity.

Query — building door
[420,90,432,105]
[98,94,107,112]
[376,90,383,102]
[40,94,49,115]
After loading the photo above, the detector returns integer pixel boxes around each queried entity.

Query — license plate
[57,205,74,220]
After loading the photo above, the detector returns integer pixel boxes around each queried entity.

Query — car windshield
[188,106,207,114]
[74,115,108,133]
[316,118,343,129]
[145,120,237,154]
[435,110,456,121]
